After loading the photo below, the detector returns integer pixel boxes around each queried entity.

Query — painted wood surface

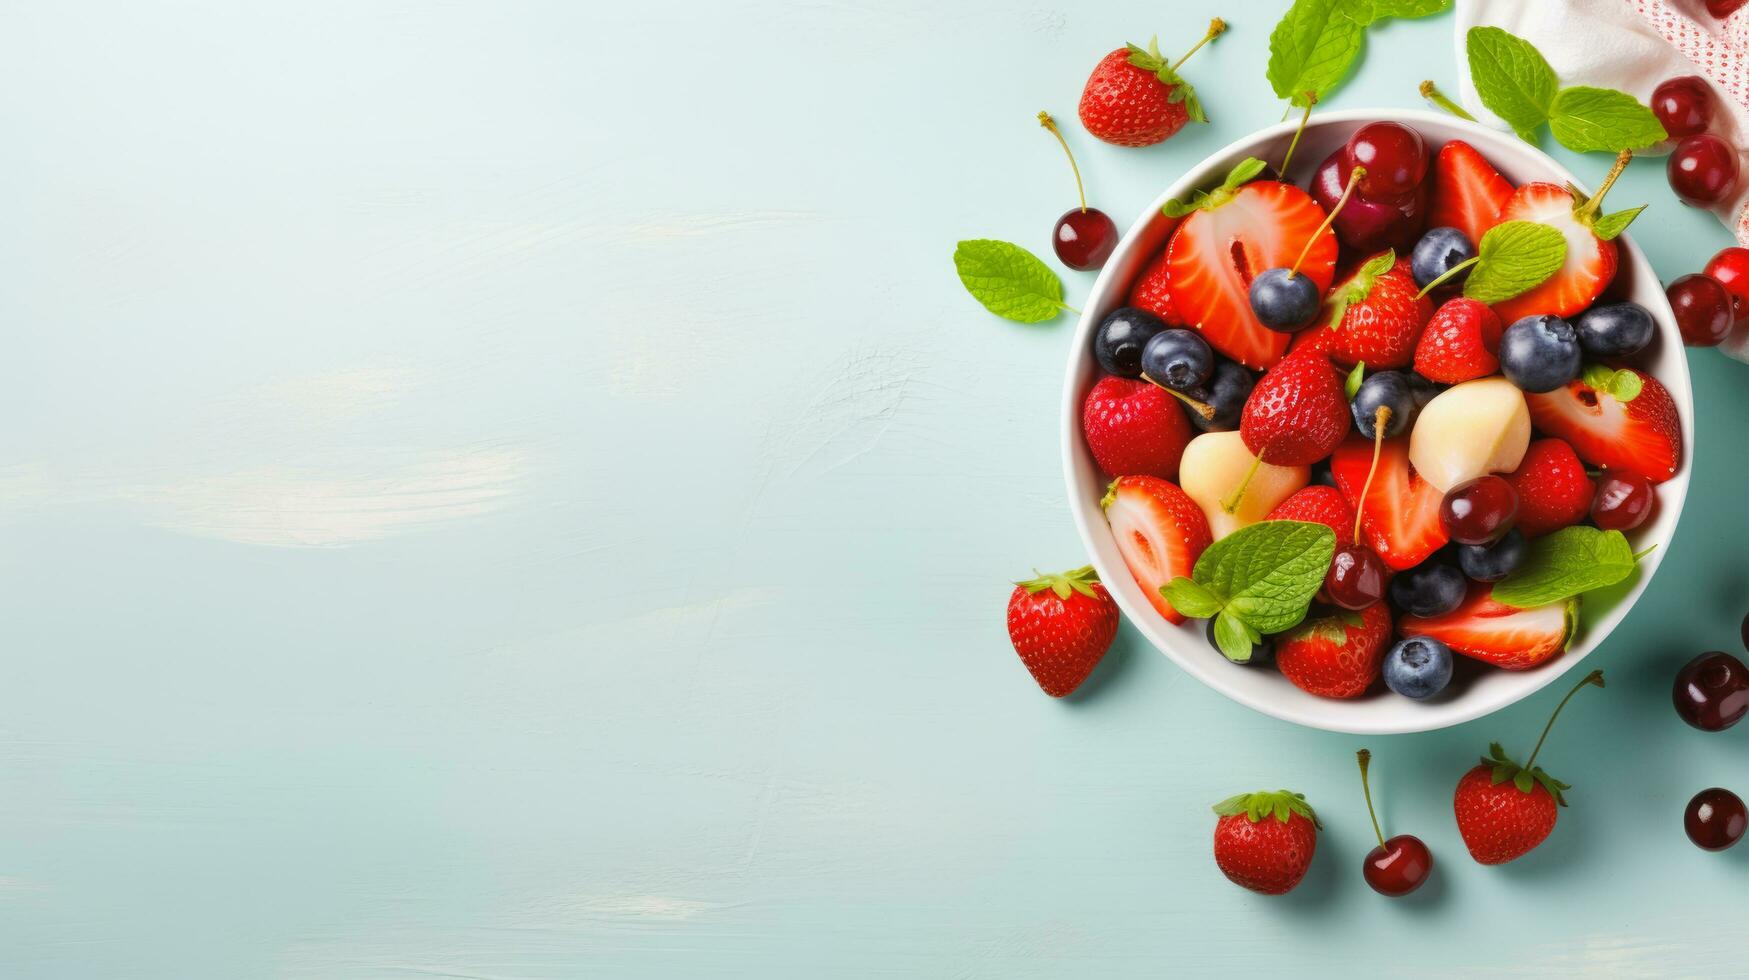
[4,1,1748,976]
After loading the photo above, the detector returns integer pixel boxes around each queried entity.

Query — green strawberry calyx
[1161,157,1268,218]
[1565,149,1645,241]
[1479,742,1572,806]
[1125,19,1225,127]
[1212,790,1320,827]
[1325,249,1396,332]
[1016,565,1102,600]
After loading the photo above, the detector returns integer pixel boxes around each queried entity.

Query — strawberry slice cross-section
[1398,583,1577,670]
[1330,433,1448,571]
[1101,475,1212,624]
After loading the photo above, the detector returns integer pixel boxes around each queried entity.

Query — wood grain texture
[2,1,1748,976]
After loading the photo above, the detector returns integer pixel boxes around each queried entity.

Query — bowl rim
[1060,106,1694,734]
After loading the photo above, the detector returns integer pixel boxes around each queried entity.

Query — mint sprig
[1266,0,1451,108]
[1460,221,1567,303]
[1162,157,1268,218]
[953,240,1074,323]
[1465,27,1667,153]
[1161,520,1335,663]
[1491,526,1649,608]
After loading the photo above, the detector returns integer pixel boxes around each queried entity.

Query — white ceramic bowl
[1062,108,1693,734]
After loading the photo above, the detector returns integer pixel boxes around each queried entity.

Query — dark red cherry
[1590,472,1654,530]
[1708,0,1748,18]
[1674,651,1749,731]
[1704,246,1749,322]
[1344,121,1428,198]
[1652,76,1715,138]
[1440,475,1518,545]
[1326,544,1388,610]
[1053,208,1119,271]
[1668,133,1740,207]
[1312,149,1427,252]
[1364,835,1433,896]
[1686,787,1747,850]
[1667,273,1733,347]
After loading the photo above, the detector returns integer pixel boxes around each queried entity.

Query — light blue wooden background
[4,1,1748,976]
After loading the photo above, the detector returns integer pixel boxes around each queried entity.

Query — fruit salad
[1083,120,1684,703]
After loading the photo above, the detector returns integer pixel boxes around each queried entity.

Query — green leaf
[1581,364,1643,402]
[1462,221,1567,303]
[1324,250,1396,330]
[1192,521,1336,635]
[1268,0,1366,106]
[1213,610,1256,663]
[1162,577,1224,620]
[1162,158,1268,218]
[953,240,1066,323]
[1492,526,1638,607]
[1548,86,1668,153]
[1465,26,1557,142]
[1591,205,1645,241]
[1344,361,1365,400]
[1363,0,1452,21]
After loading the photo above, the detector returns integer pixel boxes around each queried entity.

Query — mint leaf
[1213,610,1259,663]
[1548,87,1667,153]
[1466,26,1557,142]
[1363,0,1451,21]
[1492,526,1638,607]
[1582,364,1642,402]
[1268,0,1366,108]
[1591,205,1646,241]
[1462,221,1567,304]
[1162,577,1224,619]
[1344,361,1365,400]
[1192,520,1336,634]
[953,240,1066,323]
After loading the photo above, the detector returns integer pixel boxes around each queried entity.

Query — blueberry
[1308,459,1336,487]
[1093,307,1168,378]
[1389,562,1466,618]
[1406,372,1442,410]
[1206,618,1273,666]
[1458,527,1527,582]
[1574,302,1655,358]
[1499,315,1582,393]
[1383,637,1454,699]
[1186,360,1253,432]
[1350,370,1417,438]
[1410,226,1476,289]
[1248,268,1323,332]
[1140,328,1214,391]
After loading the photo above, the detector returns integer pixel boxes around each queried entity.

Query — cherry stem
[1525,669,1606,771]
[1419,80,1477,122]
[1278,92,1318,175]
[1038,111,1087,213]
[1143,374,1217,420]
[1288,166,1364,279]
[1357,749,1386,848]
[1170,18,1226,72]
[1576,150,1633,222]
[1352,405,1389,546]
[1414,255,1480,299]
[1222,454,1264,514]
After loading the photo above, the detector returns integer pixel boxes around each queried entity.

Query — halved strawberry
[1414,297,1502,383]
[1276,602,1392,699]
[1398,583,1577,670]
[1322,253,1431,369]
[1490,182,1617,322]
[1167,177,1337,370]
[1524,368,1682,484]
[1101,475,1213,624]
[1128,245,1187,325]
[1428,140,1512,245]
[1265,485,1355,541]
[1330,434,1448,570]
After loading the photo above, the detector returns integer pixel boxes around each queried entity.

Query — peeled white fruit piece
[1179,430,1309,540]
[1408,376,1530,493]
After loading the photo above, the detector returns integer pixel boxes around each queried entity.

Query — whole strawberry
[1415,296,1502,383]
[1504,438,1593,537]
[1265,485,1355,541]
[1324,253,1432,369]
[1006,566,1120,697]
[1078,20,1225,147]
[1212,790,1320,894]
[1081,376,1192,479]
[1240,350,1351,467]
[1454,670,1604,864]
[1275,602,1392,699]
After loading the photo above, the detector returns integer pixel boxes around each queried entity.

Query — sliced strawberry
[1491,183,1617,323]
[1524,368,1682,484]
[1276,602,1392,699]
[1414,297,1502,383]
[1128,245,1187,325]
[1265,485,1355,541]
[1504,438,1594,537]
[1324,254,1431,369]
[1398,583,1576,670]
[1101,476,1213,624]
[1330,434,1448,570]
[1428,140,1513,245]
[1167,180,1337,370]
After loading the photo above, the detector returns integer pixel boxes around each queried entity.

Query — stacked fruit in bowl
[1066,110,1691,731]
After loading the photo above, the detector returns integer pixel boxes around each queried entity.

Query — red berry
[1504,438,1593,538]
[1239,351,1352,466]
[1081,376,1193,480]
[1686,788,1748,850]
[1326,544,1388,610]
[1668,273,1733,346]
[1345,122,1428,199]
[1440,475,1518,545]
[1211,791,1319,894]
[1266,485,1355,541]
[1668,134,1740,207]
[1276,603,1392,699]
[1651,75,1715,138]
[1077,23,1224,148]
[1356,749,1433,897]
[1704,246,1749,322]
[1005,567,1120,697]
[1590,472,1654,531]
[1708,0,1748,18]
[1053,208,1118,271]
